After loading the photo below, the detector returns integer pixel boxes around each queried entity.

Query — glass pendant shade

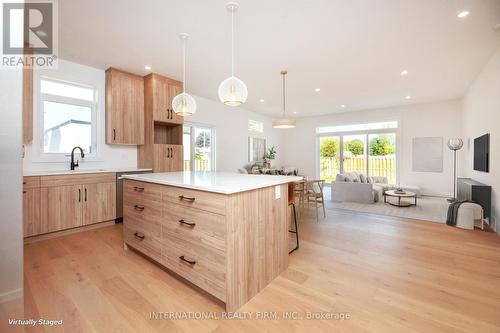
[218,76,248,106]
[172,92,197,116]
[272,117,296,128]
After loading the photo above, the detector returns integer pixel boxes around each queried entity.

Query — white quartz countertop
[23,167,152,177]
[122,171,302,194]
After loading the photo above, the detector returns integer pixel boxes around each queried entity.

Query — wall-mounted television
[473,134,489,172]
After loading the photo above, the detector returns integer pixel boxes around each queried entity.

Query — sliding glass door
[317,122,398,183]
[183,124,216,171]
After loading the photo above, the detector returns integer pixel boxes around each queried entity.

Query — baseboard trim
[0,288,22,304]
[24,220,116,244]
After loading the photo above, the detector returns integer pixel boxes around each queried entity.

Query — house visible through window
[40,78,96,155]
[248,120,264,133]
[183,124,216,171]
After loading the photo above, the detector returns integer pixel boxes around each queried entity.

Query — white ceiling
[60,0,500,117]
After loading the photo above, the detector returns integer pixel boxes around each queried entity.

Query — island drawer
[23,176,40,189]
[161,233,226,301]
[163,186,226,215]
[162,204,226,252]
[124,220,162,261]
[124,179,163,205]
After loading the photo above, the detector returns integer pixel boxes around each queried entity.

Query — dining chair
[305,180,326,222]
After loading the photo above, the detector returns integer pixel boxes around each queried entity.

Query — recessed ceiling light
[144,65,152,70]
[401,70,408,76]
[405,95,412,100]
[293,111,297,114]
[259,98,265,103]
[457,10,469,18]
[341,104,346,108]
[315,88,321,92]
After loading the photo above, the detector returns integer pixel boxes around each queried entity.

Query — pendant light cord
[282,71,286,117]
[231,7,234,77]
[182,37,186,94]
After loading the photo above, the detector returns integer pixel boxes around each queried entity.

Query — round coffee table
[384,190,417,207]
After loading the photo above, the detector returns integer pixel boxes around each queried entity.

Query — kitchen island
[122,171,301,311]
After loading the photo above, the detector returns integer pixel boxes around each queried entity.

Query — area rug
[324,188,449,223]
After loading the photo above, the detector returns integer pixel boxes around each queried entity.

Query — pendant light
[273,70,296,128]
[218,2,248,106]
[172,33,196,116]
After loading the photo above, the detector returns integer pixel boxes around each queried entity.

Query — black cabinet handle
[178,195,195,202]
[133,186,144,192]
[78,189,81,202]
[134,204,145,211]
[113,129,116,141]
[84,188,87,202]
[179,219,196,227]
[23,182,26,185]
[170,147,174,158]
[23,190,27,194]
[134,232,145,240]
[179,255,196,265]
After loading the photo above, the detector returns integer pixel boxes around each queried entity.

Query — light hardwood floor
[23,206,500,332]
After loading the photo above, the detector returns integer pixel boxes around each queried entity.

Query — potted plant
[264,146,277,169]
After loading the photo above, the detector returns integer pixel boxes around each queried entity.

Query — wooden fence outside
[184,159,210,171]
[320,155,396,183]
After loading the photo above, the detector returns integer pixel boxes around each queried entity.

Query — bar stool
[288,183,299,254]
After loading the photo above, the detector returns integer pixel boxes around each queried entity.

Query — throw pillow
[367,176,374,184]
[359,174,367,183]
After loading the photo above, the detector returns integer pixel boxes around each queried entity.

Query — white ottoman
[456,203,484,230]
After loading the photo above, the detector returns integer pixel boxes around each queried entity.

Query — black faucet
[70,146,85,170]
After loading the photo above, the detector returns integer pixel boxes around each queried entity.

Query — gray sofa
[331,172,389,204]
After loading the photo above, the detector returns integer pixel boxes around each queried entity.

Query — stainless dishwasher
[115,170,151,223]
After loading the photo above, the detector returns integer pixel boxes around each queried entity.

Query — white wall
[462,46,500,233]
[281,100,463,196]
[23,59,138,172]
[0,68,24,306]
[188,95,283,172]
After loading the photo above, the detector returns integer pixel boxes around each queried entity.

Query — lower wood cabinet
[23,173,116,238]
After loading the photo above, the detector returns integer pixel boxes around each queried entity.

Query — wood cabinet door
[41,185,83,233]
[153,144,171,172]
[168,82,184,125]
[23,188,40,237]
[170,144,184,171]
[153,76,171,123]
[106,68,144,145]
[83,182,116,225]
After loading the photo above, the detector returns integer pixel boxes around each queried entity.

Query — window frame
[37,76,98,161]
[183,122,217,172]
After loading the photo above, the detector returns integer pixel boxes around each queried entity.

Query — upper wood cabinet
[105,68,145,145]
[23,65,33,144]
[145,73,183,125]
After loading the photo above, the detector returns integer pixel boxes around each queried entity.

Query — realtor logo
[2,0,58,68]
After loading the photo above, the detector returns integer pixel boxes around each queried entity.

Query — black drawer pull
[134,232,145,240]
[134,205,145,211]
[178,195,195,202]
[179,255,196,265]
[179,219,196,227]
[23,190,27,194]
[133,186,144,192]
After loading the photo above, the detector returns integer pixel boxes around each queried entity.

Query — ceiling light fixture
[259,98,265,103]
[457,10,469,18]
[405,95,412,100]
[172,33,196,116]
[401,70,408,76]
[273,70,296,129]
[341,104,346,108]
[145,65,151,70]
[315,88,321,92]
[218,2,248,107]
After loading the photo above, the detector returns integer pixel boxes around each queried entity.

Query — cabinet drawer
[23,176,40,189]
[163,186,226,215]
[124,223,161,262]
[40,173,116,187]
[161,233,226,301]
[163,204,226,252]
[123,180,162,205]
